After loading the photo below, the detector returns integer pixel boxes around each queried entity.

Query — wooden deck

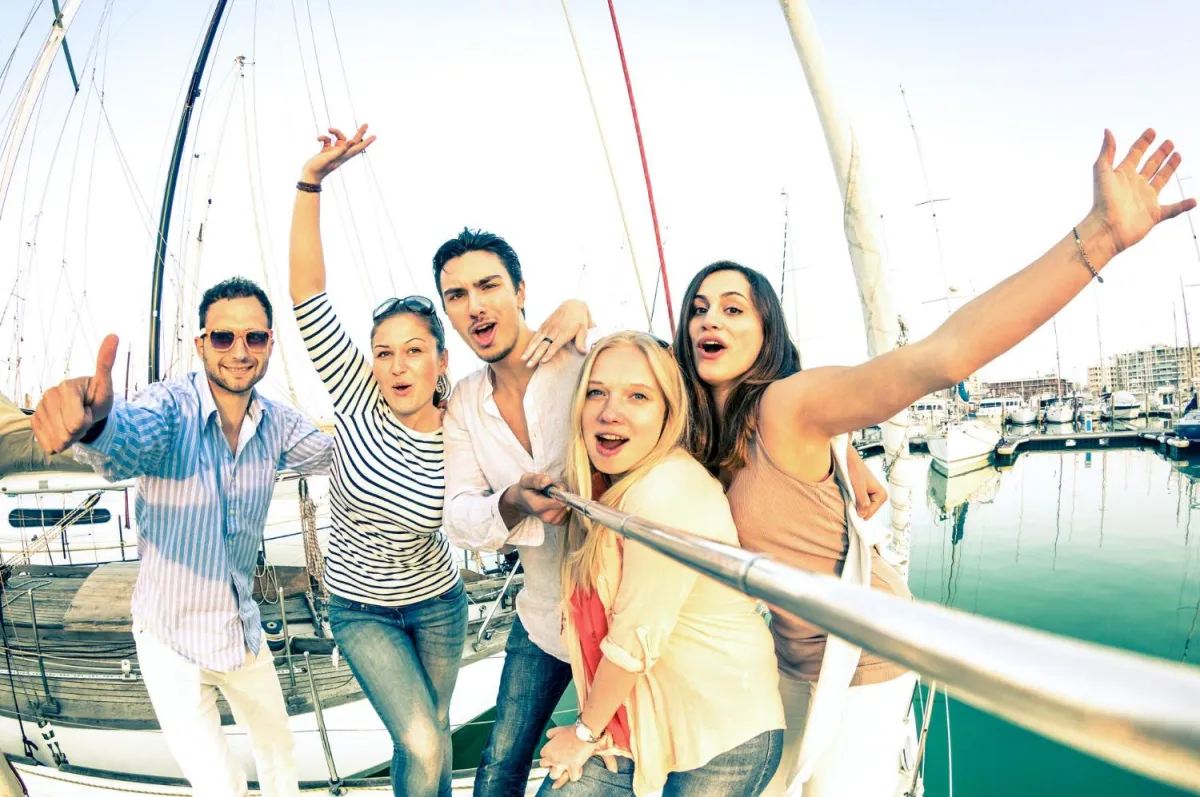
[0,562,515,731]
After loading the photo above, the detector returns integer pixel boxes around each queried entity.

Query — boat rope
[604,0,675,335]
[558,0,652,331]
[299,476,327,598]
[1,492,102,572]
[0,583,37,757]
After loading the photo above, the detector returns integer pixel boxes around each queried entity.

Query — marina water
[908,446,1197,796]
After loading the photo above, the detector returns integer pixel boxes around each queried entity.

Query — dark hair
[432,227,524,299]
[198,277,273,329]
[673,261,800,473]
[370,307,446,354]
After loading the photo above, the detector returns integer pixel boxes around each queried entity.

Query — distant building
[1088,345,1200,394]
[983,375,1075,402]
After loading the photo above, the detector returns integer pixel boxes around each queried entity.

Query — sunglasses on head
[201,329,272,352]
[373,296,442,329]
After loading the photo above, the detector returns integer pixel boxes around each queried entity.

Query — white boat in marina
[1006,401,1038,426]
[1041,396,1075,425]
[926,419,1002,477]
[977,395,1023,421]
[1102,391,1140,420]
[0,469,332,569]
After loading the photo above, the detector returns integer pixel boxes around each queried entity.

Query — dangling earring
[435,374,451,405]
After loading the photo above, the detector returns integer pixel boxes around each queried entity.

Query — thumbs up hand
[32,335,119,455]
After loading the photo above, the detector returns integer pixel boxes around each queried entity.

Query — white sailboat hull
[0,652,509,786]
[1006,407,1036,425]
[926,421,1000,477]
[8,759,545,795]
[1044,405,1074,424]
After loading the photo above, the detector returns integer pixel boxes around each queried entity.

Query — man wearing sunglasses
[31,277,332,797]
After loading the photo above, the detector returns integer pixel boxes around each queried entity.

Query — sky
[0,0,1197,416]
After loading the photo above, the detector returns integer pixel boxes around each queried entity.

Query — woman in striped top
[289,124,464,797]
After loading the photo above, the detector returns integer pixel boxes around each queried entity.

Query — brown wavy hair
[673,261,800,473]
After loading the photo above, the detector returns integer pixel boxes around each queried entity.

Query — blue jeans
[328,580,468,797]
[474,615,574,797]
[535,729,783,796]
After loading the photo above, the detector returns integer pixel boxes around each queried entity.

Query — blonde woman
[536,332,784,796]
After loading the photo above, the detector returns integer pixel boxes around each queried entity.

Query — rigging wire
[323,0,415,293]
[287,0,376,306]
[558,0,652,331]
[239,61,306,414]
[604,0,674,335]
[0,0,47,115]
[301,0,385,298]
[164,57,241,374]
[164,2,238,378]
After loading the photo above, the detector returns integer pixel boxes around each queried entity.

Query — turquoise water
[907,448,1198,797]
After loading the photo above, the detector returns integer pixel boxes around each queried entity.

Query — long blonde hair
[562,332,690,597]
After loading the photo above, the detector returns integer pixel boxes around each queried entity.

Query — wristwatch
[574,718,601,744]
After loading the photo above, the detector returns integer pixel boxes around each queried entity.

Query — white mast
[776,0,915,572]
[0,0,83,218]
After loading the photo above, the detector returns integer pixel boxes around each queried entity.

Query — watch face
[574,722,595,743]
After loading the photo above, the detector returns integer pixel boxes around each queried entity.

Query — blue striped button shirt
[75,372,333,671]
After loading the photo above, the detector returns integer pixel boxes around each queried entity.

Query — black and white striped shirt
[294,292,456,606]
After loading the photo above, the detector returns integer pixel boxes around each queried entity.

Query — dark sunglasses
[652,336,672,351]
[373,296,442,330]
[202,329,272,352]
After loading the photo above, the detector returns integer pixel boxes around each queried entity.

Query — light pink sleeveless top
[726,435,910,686]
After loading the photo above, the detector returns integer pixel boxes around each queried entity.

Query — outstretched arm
[767,129,1195,442]
[289,124,375,305]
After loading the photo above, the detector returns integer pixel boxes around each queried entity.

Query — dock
[852,428,1198,467]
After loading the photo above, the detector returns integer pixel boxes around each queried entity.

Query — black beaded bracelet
[296,181,322,194]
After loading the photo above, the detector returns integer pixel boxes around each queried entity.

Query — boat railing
[545,485,1200,795]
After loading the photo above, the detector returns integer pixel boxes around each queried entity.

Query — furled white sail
[776,0,916,575]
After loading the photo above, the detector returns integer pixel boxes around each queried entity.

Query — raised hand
[1090,128,1196,256]
[521,299,593,368]
[299,123,376,185]
[31,335,118,455]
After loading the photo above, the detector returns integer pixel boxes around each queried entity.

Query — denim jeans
[328,579,468,797]
[534,729,783,797]
[473,615,574,797]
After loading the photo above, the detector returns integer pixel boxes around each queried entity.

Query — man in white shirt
[438,228,591,796]
[437,228,887,795]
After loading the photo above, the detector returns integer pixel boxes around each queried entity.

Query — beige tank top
[726,435,910,686]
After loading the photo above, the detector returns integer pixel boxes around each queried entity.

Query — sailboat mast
[1182,278,1195,391]
[0,0,83,217]
[604,0,675,335]
[900,85,953,312]
[147,0,231,383]
[775,0,912,568]
[779,188,790,300]
[1053,318,1063,399]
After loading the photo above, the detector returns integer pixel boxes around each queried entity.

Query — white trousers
[134,625,300,797]
[764,668,917,797]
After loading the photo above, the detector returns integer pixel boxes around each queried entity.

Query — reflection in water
[908,448,1200,797]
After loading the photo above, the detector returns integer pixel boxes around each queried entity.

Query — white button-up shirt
[443,348,587,661]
